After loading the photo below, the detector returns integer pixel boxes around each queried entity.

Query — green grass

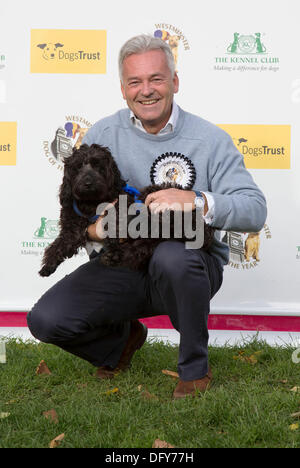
[0,336,300,448]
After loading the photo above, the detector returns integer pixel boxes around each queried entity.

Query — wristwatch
[193,190,205,211]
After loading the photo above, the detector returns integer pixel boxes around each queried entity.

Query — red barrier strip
[1,312,300,332]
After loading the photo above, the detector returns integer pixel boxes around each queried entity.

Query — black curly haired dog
[39,143,215,276]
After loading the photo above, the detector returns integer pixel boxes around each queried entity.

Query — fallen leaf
[290,386,300,393]
[43,409,59,424]
[289,423,299,431]
[36,360,51,375]
[162,369,179,378]
[291,411,300,419]
[137,385,158,400]
[0,412,10,419]
[233,351,262,364]
[142,390,158,400]
[152,439,175,448]
[279,379,288,384]
[77,383,88,389]
[49,433,65,448]
[100,387,119,396]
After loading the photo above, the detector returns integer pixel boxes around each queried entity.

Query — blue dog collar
[73,200,100,223]
[123,183,143,204]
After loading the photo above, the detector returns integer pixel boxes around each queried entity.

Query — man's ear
[120,80,126,100]
[173,72,179,95]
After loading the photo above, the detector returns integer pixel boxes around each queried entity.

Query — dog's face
[168,35,180,48]
[63,144,123,204]
[37,42,64,60]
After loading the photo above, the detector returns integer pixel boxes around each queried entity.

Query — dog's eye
[75,161,83,170]
[90,159,102,169]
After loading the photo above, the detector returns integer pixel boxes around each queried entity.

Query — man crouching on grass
[27,34,267,399]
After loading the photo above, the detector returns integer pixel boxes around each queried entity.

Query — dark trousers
[27,241,223,381]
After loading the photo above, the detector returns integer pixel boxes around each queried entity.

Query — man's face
[120,49,179,134]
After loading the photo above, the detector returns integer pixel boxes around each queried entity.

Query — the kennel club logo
[222,224,271,270]
[153,23,190,71]
[30,29,106,74]
[217,124,290,169]
[21,217,59,257]
[150,152,196,189]
[43,115,93,171]
[214,33,280,73]
[34,217,59,240]
[21,216,86,258]
[227,33,266,54]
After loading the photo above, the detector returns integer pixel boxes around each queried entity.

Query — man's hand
[86,219,103,242]
[145,188,208,214]
[86,200,118,242]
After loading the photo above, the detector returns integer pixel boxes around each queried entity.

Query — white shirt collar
[130,101,179,135]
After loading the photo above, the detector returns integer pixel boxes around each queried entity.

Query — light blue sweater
[82,106,267,266]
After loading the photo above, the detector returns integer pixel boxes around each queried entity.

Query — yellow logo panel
[0,122,17,165]
[218,124,291,169]
[30,29,106,74]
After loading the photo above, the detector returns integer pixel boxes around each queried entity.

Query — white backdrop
[0,0,300,320]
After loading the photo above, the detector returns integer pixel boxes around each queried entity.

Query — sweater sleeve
[208,130,267,232]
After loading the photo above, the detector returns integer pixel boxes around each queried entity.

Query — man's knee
[27,304,62,343]
[149,241,203,280]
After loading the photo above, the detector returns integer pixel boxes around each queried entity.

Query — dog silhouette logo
[227,33,266,55]
[234,137,248,146]
[37,42,64,60]
[34,217,59,239]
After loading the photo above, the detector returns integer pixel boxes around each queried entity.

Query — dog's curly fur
[39,143,215,276]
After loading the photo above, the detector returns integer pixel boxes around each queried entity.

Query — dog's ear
[37,43,47,49]
[104,150,126,193]
[59,172,72,208]
[55,43,64,48]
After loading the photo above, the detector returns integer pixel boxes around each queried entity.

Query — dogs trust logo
[37,42,64,60]
[214,32,280,73]
[0,122,17,165]
[31,29,106,74]
[217,124,291,169]
[43,115,93,171]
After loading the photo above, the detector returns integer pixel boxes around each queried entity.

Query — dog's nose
[84,177,93,187]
